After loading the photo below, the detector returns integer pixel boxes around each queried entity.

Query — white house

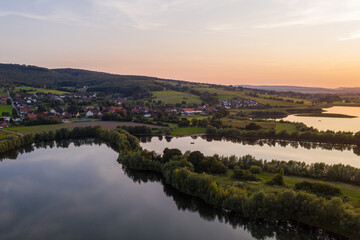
[86,110,94,117]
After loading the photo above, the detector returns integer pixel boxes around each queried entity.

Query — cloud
[0,11,83,24]
[338,32,360,41]
[258,0,360,29]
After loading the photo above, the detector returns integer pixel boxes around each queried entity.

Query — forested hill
[0,64,181,98]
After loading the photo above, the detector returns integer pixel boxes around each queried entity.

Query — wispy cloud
[258,0,360,29]
[338,32,360,41]
[0,11,84,24]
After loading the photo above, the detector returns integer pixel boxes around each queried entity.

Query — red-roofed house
[109,106,124,113]
[0,121,8,128]
[27,114,38,120]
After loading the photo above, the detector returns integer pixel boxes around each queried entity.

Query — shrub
[232,167,257,181]
[250,166,262,175]
[295,181,342,198]
[267,168,286,186]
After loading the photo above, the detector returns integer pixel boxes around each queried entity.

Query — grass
[7,124,70,135]
[0,104,13,116]
[213,170,360,207]
[151,90,202,104]
[275,122,298,133]
[0,88,7,96]
[0,130,20,141]
[171,127,205,136]
[14,86,67,95]
[221,118,276,129]
[184,115,209,121]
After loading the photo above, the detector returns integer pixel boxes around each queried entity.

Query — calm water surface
[140,136,360,168]
[0,140,346,240]
[282,106,360,132]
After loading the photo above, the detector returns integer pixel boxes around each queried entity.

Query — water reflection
[0,140,348,240]
[282,106,360,132]
[140,136,360,168]
[123,167,346,240]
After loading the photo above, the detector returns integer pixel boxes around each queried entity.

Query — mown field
[171,127,205,136]
[14,86,67,94]
[0,104,13,116]
[151,90,202,104]
[0,88,7,96]
[8,121,163,135]
[221,118,298,133]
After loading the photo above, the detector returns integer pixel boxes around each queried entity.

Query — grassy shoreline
[295,113,357,118]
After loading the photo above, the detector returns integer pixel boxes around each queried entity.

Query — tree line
[206,126,360,145]
[117,148,360,239]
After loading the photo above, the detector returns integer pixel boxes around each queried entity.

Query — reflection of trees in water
[139,136,360,156]
[123,167,345,240]
[0,138,118,162]
[0,140,347,240]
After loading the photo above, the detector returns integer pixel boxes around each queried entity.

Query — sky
[1,0,360,88]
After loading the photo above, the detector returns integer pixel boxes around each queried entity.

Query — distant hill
[0,64,182,98]
[240,85,360,94]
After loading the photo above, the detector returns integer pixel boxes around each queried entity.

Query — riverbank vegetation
[118,146,360,239]
[295,113,357,118]
[206,125,360,145]
[1,126,359,239]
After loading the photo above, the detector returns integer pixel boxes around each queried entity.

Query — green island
[295,113,357,118]
[0,126,359,239]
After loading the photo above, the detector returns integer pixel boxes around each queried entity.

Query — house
[20,107,32,114]
[0,121,8,128]
[27,114,38,120]
[182,108,203,115]
[86,110,94,117]
[132,108,140,114]
[109,106,124,113]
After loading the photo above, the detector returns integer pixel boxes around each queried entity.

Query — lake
[0,140,345,240]
[140,136,360,168]
[282,106,360,132]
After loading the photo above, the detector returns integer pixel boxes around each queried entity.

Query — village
[0,87,225,128]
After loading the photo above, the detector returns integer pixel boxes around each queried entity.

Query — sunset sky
[1,0,360,87]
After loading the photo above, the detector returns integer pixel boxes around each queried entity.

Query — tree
[191,118,198,126]
[162,148,182,163]
[250,166,262,175]
[188,151,205,171]
[6,99,11,105]
[266,168,286,186]
[245,123,262,130]
[232,166,257,181]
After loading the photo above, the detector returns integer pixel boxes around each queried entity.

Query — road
[7,90,19,116]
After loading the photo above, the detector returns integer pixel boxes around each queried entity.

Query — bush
[250,166,262,174]
[267,168,286,186]
[232,167,257,181]
[295,181,342,198]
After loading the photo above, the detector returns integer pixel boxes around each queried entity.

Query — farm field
[0,104,13,116]
[151,90,202,104]
[14,86,67,94]
[170,127,205,136]
[8,121,163,135]
[191,87,311,108]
